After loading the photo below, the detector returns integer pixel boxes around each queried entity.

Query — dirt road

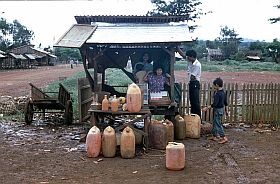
[0,64,84,97]
[0,121,279,184]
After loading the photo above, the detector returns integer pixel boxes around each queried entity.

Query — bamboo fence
[179,83,280,124]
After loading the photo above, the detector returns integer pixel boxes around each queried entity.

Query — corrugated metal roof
[207,49,223,56]
[25,54,36,59]
[75,15,189,24]
[0,53,6,58]
[86,23,192,44]
[9,53,26,59]
[246,56,261,60]
[47,53,57,58]
[55,24,97,48]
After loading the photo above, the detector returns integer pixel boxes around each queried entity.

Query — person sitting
[134,63,146,83]
[134,53,153,75]
[144,67,170,93]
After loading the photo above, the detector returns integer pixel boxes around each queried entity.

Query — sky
[1,0,280,48]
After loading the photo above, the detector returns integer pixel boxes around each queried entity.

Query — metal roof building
[55,15,194,117]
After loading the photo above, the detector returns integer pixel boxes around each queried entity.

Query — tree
[215,26,242,59]
[266,39,280,63]
[54,47,81,63]
[0,17,12,51]
[12,20,34,48]
[269,4,280,23]
[148,0,204,30]
[0,17,33,51]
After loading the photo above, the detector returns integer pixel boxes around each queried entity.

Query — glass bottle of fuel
[102,95,109,111]
[111,95,119,112]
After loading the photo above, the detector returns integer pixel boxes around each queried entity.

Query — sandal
[219,137,228,144]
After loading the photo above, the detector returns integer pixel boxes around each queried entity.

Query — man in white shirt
[186,50,201,117]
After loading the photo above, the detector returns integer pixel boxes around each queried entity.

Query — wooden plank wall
[179,83,280,124]
[77,77,93,123]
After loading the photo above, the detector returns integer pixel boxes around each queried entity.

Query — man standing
[185,50,201,117]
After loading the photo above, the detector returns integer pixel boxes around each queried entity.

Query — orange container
[120,126,135,158]
[184,114,201,139]
[86,126,101,158]
[126,83,142,112]
[102,126,116,158]
[166,142,185,171]
[164,119,174,142]
[111,95,119,112]
[101,95,109,111]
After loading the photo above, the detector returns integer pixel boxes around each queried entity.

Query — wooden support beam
[160,46,172,56]
[169,47,175,103]
[79,46,94,91]
[92,46,110,61]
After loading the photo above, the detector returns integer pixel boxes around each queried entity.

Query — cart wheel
[24,100,34,125]
[64,100,73,125]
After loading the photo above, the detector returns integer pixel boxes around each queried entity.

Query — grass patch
[0,112,24,122]
[44,70,87,119]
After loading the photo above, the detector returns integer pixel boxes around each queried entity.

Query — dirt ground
[0,64,84,97]
[1,66,280,184]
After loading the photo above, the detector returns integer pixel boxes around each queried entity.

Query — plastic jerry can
[120,126,135,158]
[163,119,174,142]
[126,83,142,112]
[102,126,116,157]
[174,115,186,140]
[166,142,185,171]
[148,120,167,150]
[184,114,201,139]
[86,126,101,158]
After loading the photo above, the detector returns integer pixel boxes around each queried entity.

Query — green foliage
[12,20,34,48]
[45,71,86,118]
[0,112,24,122]
[215,26,242,59]
[249,41,268,51]
[204,60,280,72]
[0,17,33,51]
[266,39,280,63]
[106,68,133,86]
[174,58,280,72]
[148,0,204,30]
[0,17,12,51]
[231,49,247,61]
[54,47,82,63]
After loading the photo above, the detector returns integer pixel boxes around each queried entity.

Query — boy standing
[202,77,228,144]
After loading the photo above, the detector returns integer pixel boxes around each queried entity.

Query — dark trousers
[189,80,201,117]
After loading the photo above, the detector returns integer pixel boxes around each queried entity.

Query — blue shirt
[211,89,228,108]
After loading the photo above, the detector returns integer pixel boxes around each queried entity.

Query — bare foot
[219,137,228,144]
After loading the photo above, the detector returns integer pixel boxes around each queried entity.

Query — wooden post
[182,83,186,115]
[79,46,94,91]
[170,47,175,103]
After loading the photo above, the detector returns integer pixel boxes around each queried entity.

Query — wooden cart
[24,83,73,125]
